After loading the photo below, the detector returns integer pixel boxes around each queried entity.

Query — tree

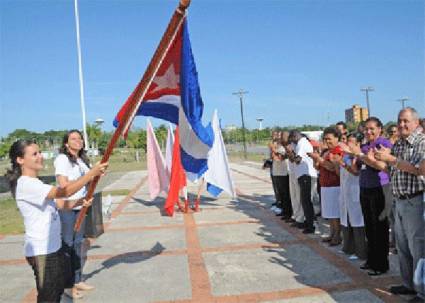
[86,123,101,148]
[0,142,11,159]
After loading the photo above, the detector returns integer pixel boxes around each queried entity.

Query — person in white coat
[335,133,367,260]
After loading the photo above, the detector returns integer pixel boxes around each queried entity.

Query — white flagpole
[74,0,89,150]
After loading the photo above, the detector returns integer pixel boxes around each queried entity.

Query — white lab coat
[339,157,364,227]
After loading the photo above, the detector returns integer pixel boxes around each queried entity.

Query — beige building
[345,104,369,123]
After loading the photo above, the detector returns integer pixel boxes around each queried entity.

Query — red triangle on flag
[164,127,187,216]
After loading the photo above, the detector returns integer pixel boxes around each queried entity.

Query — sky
[0,0,424,137]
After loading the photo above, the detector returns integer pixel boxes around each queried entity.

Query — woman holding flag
[5,139,107,302]
[54,130,96,299]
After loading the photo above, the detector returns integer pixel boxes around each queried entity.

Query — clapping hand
[374,146,393,162]
[329,153,342,165]
[308,151,321,161]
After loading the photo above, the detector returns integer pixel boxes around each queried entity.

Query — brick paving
[0,163,409,303]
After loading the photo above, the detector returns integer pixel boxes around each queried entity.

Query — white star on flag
[151,64,179,93]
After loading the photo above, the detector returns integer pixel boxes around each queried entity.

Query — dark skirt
[26,247,65,303]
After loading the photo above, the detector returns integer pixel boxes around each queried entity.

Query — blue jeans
[60,209,86,284]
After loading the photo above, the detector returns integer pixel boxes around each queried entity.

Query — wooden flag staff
[74,0,191,231]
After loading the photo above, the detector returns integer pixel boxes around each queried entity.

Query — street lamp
[397,97,409,110]
[360,86,374,116]
[232,89,248,159]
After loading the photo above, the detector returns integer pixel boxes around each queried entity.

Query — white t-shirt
[294,137,317,179]
[15,176,61,257]
[54,154,90,210]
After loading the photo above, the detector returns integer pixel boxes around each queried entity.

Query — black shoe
[284,217,295,223]
[275,212,284,217]
[389,285,417,295]
[360,263,370,270]
[368,270,386,276]
[408,296,424,303]
[302,227,315,234]
[296,222,306,229]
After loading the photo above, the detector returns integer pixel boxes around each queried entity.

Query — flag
[164,127,187,216]
[204,110,236,198]
[165,123,174,175]
[146,119,169,199]
[113,19,213,180]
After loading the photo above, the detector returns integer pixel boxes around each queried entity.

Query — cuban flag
[114,19,214,179]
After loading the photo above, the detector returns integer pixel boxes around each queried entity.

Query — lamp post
[397,97,409,110]
[360,86,374,116]
[256,117,263,143]
[232,89,248,159]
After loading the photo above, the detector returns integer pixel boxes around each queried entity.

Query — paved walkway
[0,163,409,302]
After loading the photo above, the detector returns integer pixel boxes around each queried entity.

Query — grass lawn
[0,197,24,235]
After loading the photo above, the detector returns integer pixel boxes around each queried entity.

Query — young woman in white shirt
[5,139,107,303]
[54,130,93,299]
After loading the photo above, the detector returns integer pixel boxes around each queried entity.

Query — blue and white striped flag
[114,19,213,180]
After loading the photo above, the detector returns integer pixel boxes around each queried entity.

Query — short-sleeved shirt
[15,176,61,257]
[390,128,425,196]
[359,137,392,188]
[319,148,341,187]
[54,154,90,210]
[294,137,317,179]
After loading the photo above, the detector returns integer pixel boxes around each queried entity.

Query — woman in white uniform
[5,139,107,302]
[336,133,367,259]
[54,129,93,299]
[310,127,343,245]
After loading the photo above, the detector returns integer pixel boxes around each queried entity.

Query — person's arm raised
[46,162,108,200]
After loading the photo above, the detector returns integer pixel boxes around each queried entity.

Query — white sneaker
[270,206,277,211]
[274,208,282,215]
[349,255,359,260]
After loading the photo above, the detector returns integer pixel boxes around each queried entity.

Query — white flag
[146,119,169,199]
[165,123,174,176]
[204,110,236,198]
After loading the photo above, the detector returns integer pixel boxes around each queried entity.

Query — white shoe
[349,255,359,260]
[274,208,282,215]
[270,206,277,211]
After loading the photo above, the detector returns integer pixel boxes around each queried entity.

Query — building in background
[345,104,369,123]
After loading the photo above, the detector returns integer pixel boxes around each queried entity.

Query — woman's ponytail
[4,140,33,198]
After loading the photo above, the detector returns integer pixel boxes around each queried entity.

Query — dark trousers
[271,175,281,205]
[360,186,389,272]
[26,248,65,303]
[274,175,293,217]
[298,175,315,229]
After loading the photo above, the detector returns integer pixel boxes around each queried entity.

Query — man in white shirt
[288,130,317,234]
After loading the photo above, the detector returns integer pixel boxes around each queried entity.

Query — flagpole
[74,0,192,231]
[74,0,89,150]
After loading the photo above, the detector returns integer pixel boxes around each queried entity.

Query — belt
[397,191,423,200]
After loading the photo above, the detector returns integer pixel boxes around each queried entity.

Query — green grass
[227,152,265,163]
[0,197,24,235]
[101,189,131,196]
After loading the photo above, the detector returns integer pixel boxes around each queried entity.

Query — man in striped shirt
[375,107,425,302]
